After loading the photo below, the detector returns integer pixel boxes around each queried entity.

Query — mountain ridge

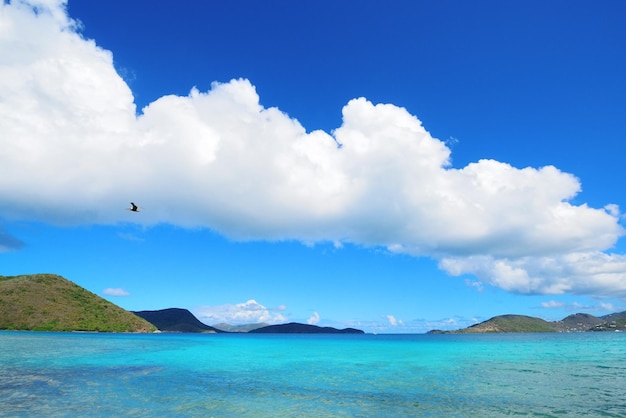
[132,308,223,333]
[429,311,626,334]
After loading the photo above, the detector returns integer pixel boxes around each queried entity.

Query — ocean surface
[1,331,625,417]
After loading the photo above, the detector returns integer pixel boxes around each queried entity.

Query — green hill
[454,314,557,333]
[133,308,223,333]
[0,274,156,332]
[602,311,626,322]
[553,313,605,332]
[589,311,626,331]
[429,311,626,334]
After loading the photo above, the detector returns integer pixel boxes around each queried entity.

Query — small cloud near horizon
[539,299,619,313]
[307,312,320,325]
[102,288,130,297]
[464,279,484,292]
[386,314,404,327]
[194,300,287,325]
[338,315,479,334]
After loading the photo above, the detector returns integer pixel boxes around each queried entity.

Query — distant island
[249,322,364,334]
[133,308,224,333]
[0,274,364,334]
[2,273,624,334]
[134,310,364,334]
[428,312,626,334]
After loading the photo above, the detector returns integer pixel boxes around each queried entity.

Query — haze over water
[1,331,625,417]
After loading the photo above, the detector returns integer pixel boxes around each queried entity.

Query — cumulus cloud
[1,1,626,298]
[307,311,320,325]
[441,251,626,297]
[102,287,130,297]
[386,314,403,327]
[194,300,287,325]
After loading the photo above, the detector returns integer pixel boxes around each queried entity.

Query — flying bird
[127,202,140,212]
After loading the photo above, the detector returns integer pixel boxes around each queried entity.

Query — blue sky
[1,0,625,333]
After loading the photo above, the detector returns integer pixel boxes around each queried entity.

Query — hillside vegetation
[458,315,556,333]
[0,274,155,332]
[429,312,626,334]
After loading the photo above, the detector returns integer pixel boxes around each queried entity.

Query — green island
[0,274,155,332]
[2,274,624,334]
[429,312,626,334]
[0,274,362,334]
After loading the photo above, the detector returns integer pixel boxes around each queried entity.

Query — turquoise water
[1,331,625,417]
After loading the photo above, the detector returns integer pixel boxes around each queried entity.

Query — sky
[1,0,626,333]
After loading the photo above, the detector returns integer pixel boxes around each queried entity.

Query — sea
[1,331,624,417]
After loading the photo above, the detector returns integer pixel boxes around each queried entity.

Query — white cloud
[599,302,616,312]
[541,300,565,309]
[1,1,626,299]
[193,300,287,325]
[540,299,619,313]
[102,287,130,297]
[464,279,484,292]
[386,314,402,327]
[348,316,477,334]
[307,311,320,325]
[441,251,626,297]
